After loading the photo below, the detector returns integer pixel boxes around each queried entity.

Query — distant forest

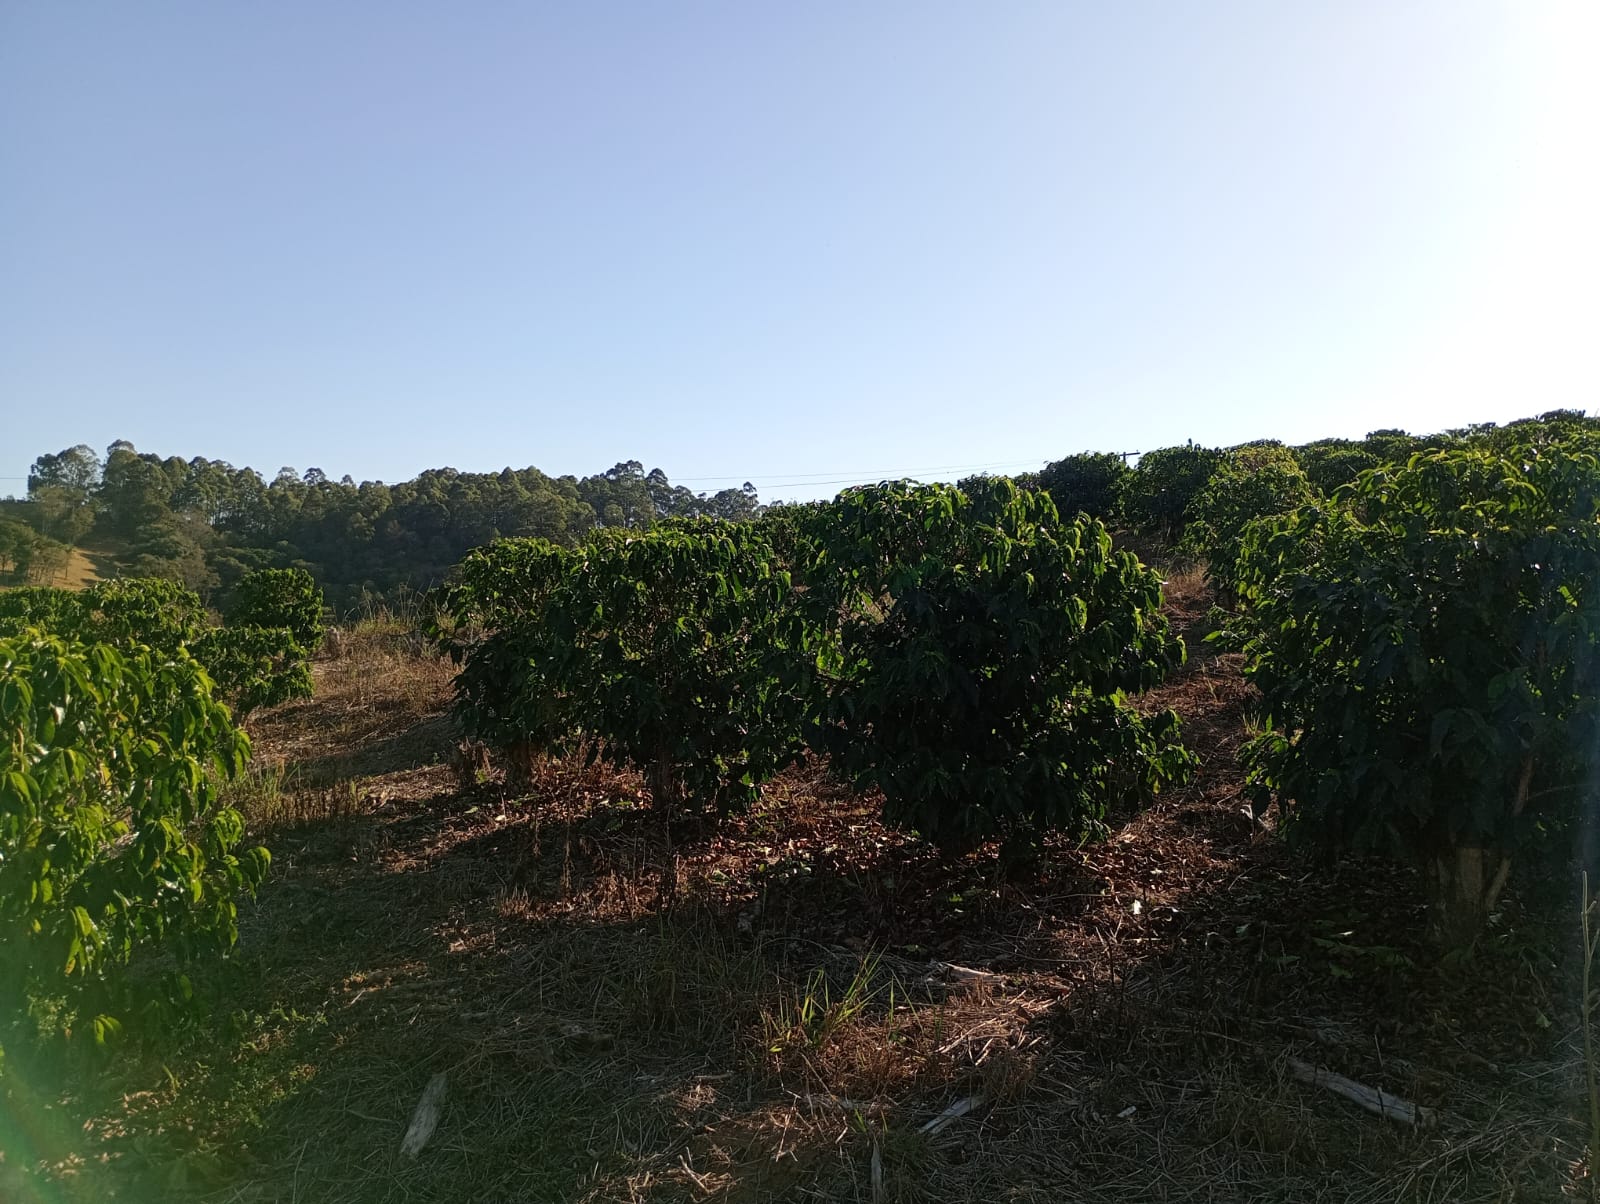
[2,409,1593,611]
[1,442,759,609]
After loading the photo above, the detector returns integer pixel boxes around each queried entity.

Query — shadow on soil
[282,712,458,786]
[18,645,1586,1204]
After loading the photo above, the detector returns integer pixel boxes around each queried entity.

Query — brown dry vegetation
[51,546,108,590]
[10,588,1590,1203]
[0,543,114,591]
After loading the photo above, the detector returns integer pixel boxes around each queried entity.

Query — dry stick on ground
[801,1094,892,1117]
[1286,1057,1436,1128]
[919,1095,985,1137]
[399,1072,449,1158]
[928,961,1009,988]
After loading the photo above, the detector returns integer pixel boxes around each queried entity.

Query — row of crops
[429,478,1194,852]
[5,417,1600,1067]
[0,570,324,1068]
[1227,443,1600,944]
[435,432,1600,948]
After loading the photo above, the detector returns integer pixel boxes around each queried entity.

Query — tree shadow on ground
[280,712,457,786]
[26,618,1586,1204]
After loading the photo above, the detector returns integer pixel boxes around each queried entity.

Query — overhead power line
[674,457,1053,488]
[677,451,1147,490]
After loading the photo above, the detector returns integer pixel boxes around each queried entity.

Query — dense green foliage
[78,577,207,649]
[192,626,316,717]
[1029,414,1600,558]
[1035,452,1131,519]
[25,445,100,546]
[1182,443,1317,600]
[16,442,761,609]
[0,633,267,1064]
[429,537,578,769]
[0,577,320,718]
[437,527,807,812]
[1293,439,1382,496]
[1224,446,1600,942]
[440,478,1192,850]
[0,579,202,653]
[1117,444,1225,538]
[552,524,808,812]
[0,518,71,585]
[13,412,1600,614]
[801,480,1192,850]
[227,567,326,652]
[0,587,86,635]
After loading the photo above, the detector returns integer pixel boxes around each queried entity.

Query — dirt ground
[7,589,1589,1203]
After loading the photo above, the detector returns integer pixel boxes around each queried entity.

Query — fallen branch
[921,961,1007,994]
[399,1072,449,1158]
[677,1153,713,1197]
[919,1094,983,1137]
[800,1093,891,1117]
[1287,1057,1436,1128]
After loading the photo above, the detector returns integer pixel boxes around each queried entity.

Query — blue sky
[3,2,1596,500]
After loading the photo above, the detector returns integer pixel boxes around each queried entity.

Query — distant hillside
[51,545,111,590]
[19,447,762,611]
[13,409,1594,611]
[0,546,107,592]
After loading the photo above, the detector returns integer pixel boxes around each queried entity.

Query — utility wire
[681,451,1147,490]
[674,457,1052,487]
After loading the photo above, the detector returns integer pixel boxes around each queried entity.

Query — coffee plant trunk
[503,740,538,792]
[1426,753,1537,946]
[649,746,685,814]
[1426,844,1512,949]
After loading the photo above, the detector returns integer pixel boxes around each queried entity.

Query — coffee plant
[0,577,316,718]
[0,586,84,634]
[1036,451,1131,520]
[435,525,809,812]
[801,479,1192,852]
[192,625,315,717]
[1183,443,1317,602]
[1293,438,1381,496]
[1224,446,1600,945]
[0,579,203,656]
[227,567,326,652]
[1117,444,1223,540]
[0,632,268,1066]
[80,577,207,650]
[546,523,809,813]
[428,538,578,775]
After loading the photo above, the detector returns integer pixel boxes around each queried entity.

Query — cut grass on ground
[3,593,1588,1203]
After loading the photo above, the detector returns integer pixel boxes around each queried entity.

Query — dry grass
[12,598,1589,1204]
[51,545,109,589]
[243,612,457,789]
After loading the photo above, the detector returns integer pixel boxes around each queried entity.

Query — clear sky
[3,2,1596,501]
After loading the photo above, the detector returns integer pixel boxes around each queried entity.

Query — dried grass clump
[224,762,367,833]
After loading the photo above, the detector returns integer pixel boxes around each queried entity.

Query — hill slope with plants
[11,445,762,608]
[8,408,1596,610]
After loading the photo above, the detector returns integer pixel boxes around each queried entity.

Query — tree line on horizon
[3,408,1594,610]
[1,442,760,609]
